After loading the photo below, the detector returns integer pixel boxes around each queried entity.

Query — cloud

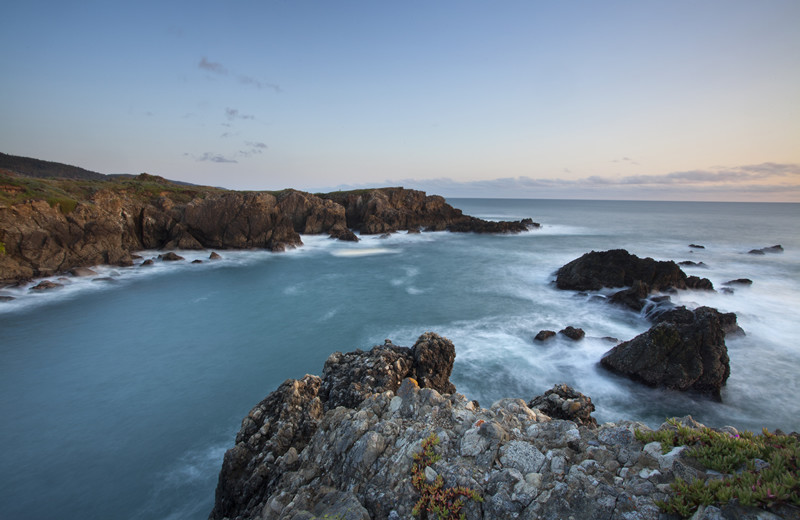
[238,141,268,158]
[195,152,238,163]
[318,163,800,202]
[198,57,228,75]
[225,107,254,121]
[198,57,281,92]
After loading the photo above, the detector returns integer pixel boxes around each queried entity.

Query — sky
[1,1,799,201]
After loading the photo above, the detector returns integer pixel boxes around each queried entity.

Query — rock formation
[555,249,712,293]
[209,333,786,520]
[0,183,535,283]
[600,307,735,400]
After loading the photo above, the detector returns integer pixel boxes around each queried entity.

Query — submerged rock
[158,251,184,261]
[209,251,222,260]
[748,244,783,255]
[559,326,585,340]
[600,307,732,400]
[534,330,556,342]
[30,280,63,291]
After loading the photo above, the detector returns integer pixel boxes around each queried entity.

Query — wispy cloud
[198,57,228,75]
[193,152,238,164]
[225,107,254,121]
[238,141,268,158]
[198,57,281,93]
[320,163,800,202]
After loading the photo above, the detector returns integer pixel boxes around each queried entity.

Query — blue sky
[1,1,799,200]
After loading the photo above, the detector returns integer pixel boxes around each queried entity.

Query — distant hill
[0,152,108,180]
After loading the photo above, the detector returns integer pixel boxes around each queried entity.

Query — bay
[0,199,798,519]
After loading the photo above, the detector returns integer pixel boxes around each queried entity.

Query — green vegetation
[636,419,800,517]
[0,172,222,207]
[411,433,483,520]
[0,240,5,255]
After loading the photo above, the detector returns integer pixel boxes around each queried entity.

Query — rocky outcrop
[209,334,784,520]
[748,244,783,255]
[600,307,733,400]
[556,249,711,292]
[319,188,537,235]
[1,185,534,283]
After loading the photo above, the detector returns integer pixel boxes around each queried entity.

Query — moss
[411,433,483,520]
[636,420,800,517]
[47,197,78,214]
[0,240,5,255]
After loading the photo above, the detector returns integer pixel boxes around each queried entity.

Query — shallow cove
[0,199,798,519]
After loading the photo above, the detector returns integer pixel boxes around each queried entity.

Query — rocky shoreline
[209,333,797,520]
[0,180,537,284]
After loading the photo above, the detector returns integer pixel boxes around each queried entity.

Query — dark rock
[678,261,707,268]
[209,251,222,260]
[689,244,705,249]
[328,225,359,242]
[411,332,456,394]
[534,330,557,342]
[30,280,63,290]
[555,249,705,292]
[378,233,392,239]
[141,259,154,266]
[529,383,598,428]
[407,227,421,234]
[600,306,732,400]
[652,306,744,337]
[191,259,203,264]
[0,294,16,302]
[91,277,116,283]
[749,244,783,255]
[158,251,184,261]
[559,326,585,340]
[724,278,753,286]
[610,280,650,311]
[686,275,715,290]
[70,267,98,277]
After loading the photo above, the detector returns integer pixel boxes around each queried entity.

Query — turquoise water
[1,199,798,519]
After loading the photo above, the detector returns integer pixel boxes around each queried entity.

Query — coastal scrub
[636,419,800,517]
[411,433,483,520]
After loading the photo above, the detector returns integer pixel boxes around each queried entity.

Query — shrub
[636,419,800,517]
[46,197,78,214]
[411,433,483,520]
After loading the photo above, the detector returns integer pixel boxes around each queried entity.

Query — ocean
[1,199,798,520]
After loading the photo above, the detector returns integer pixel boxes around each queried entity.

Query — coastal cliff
[0,172,536,283]
[209,333,798,520]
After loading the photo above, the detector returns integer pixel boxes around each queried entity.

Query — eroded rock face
[1,186,535,283]
[600,307,731,400]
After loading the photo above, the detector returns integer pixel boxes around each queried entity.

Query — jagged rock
[30,280,63,290]
[689,244,705,249]
[600,306,732,400]
[534,330,556,342]
[411,332,456,394]
[686,276,715,290]
[209,251,222,260]
[192,259,203,264]
[407,227,421,234]
[678,260,707,268]
[556,249,712,292]
[141,259,154,266]
[559,326,585,340]
[651,306,744,337]
[328,225,359,242]
[158,252,184,261]
[529,384,598,428]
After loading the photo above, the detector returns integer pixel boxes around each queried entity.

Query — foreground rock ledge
[209,333,780,520]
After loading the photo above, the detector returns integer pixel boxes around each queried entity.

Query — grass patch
[636,419,800,517]
[47,197,78,214]
[412,433,483,520]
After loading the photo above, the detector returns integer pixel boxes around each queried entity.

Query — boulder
[534,330,556,342]
[209,251,222,260]
[158,252,184,261]
[748,244,783,255]
[610,280,650,311]
[600,306,732,400]
[559,326,585,341]
[723,278,753,286]
[529,383,598,428]
[328,225,359,242]
[70,267,98,277]
[30,280,63,290]
[141,259,154,266]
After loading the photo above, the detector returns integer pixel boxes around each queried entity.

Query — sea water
[0,199,798,520]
